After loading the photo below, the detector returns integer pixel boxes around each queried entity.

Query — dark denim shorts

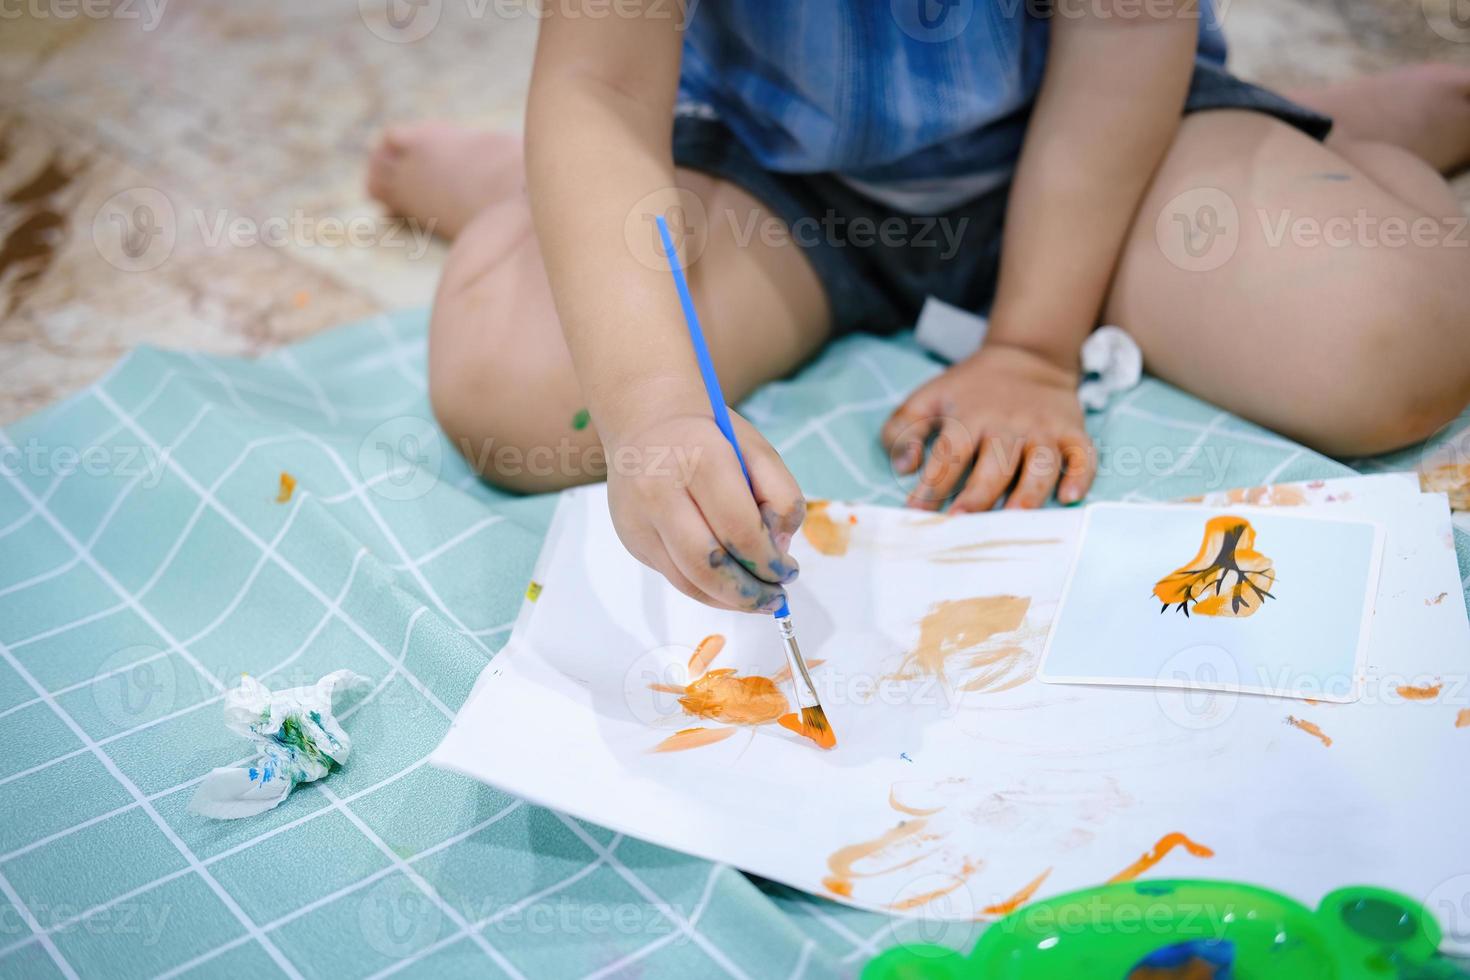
[672,62,1332,335]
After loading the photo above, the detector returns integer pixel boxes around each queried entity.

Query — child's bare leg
[426,158,830,493]
[367,123,525,239]
[1106,107,1470,457]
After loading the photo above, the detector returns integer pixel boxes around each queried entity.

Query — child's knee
[1296,271,1470,456]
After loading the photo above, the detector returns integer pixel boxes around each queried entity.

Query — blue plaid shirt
[678,0,1228,186]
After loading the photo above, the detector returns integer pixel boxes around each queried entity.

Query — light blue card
[1038,503,1384,702]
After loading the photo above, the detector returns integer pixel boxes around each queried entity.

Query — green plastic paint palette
[863,880,1469,979]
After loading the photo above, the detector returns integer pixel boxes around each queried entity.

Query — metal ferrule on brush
[776,614,820,709]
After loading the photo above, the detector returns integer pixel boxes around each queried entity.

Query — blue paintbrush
[654,215,834,750]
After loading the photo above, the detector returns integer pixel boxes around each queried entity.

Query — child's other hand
[881,343,1097,511]
[605,411,803,612]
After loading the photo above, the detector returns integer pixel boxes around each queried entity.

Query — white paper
[431,475,1470,952]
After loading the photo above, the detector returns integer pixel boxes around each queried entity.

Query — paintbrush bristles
[801,704,836,746]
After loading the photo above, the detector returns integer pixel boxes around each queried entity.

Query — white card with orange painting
[432,475,1470,952]
[1037,503,1386,702]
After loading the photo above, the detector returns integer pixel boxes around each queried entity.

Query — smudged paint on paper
[981,868,1052,916]
[680,670,788,725]
[887,860,980,911]
[823,819,933,898]
[275,472,296,503]
[1426,592,1449,606]
[893,595,1031,684]
[1456,709,1470,728]
[1107,832,1214,883]
[650,727,737,753]
[802,500,856,556]
[1420,463,1470,511]
[888,785,944,817]
[1397,683,1442,701]
[1154,516,1274,618]
[1286,715,1332,747]
[927,538,1062,565]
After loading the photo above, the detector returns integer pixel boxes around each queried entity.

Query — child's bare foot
[1289,64,1470,175]
[367,122,523,239]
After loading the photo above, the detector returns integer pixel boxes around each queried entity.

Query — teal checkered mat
[2,308,1467,979]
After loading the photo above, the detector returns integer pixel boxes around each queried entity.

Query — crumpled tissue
[912,296,1143,412]
[189,670,371,820]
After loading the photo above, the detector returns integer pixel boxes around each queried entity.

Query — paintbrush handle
[653,216,752,486]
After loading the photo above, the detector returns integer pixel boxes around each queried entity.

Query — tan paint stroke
[893,596,1031,684]
[275,472,296,503]
[958,645,1033,693]
[1286,715,1332,747]
[802,500,856,556]
[1456,709,1470,729]
[650,727,737,753]
[1182,483,1308,507]
[1397,683,1442,701]
[927,538,1063,565]
[981,868,1052,916]
[1426,592,1449,606]
[1107,832,1214,883]
[823,819,934,898]
[888,786,944,817]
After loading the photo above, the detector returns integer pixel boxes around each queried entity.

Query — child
[369,1,1470,616]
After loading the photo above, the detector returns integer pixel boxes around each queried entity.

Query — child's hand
[881,343,1097,511]
[605,411,803,612]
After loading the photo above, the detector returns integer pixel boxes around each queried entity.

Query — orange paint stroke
[1420,462,1470,511]
[895,596,1031,684]
[802,501,854,556]
[1107,832,1214,883]
[1154,515,1275,618]
[275,472,296,503]
[687,634,725,676]
[1286,715,1332,747]
[888,860,980,911]
[679,669,789,725]
[981,868,1052,916]
[958,646,1033,693]
[1397,683,1442,701]
[777,710,836,750]
[651,727,737,753]
[1426,592,1449,606]
[1456,709,1470,729]
[823,820,934,898]
[888,786,944,817]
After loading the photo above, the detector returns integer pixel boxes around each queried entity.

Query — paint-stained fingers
[1057,433,1097,505]
[730,413,805,561]
[686,430,795,585]
[950,433,1025,514]
[881,401,938,476]
[906,419,975,510]
[659,496,788,613]
[1003,442,1063,510]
